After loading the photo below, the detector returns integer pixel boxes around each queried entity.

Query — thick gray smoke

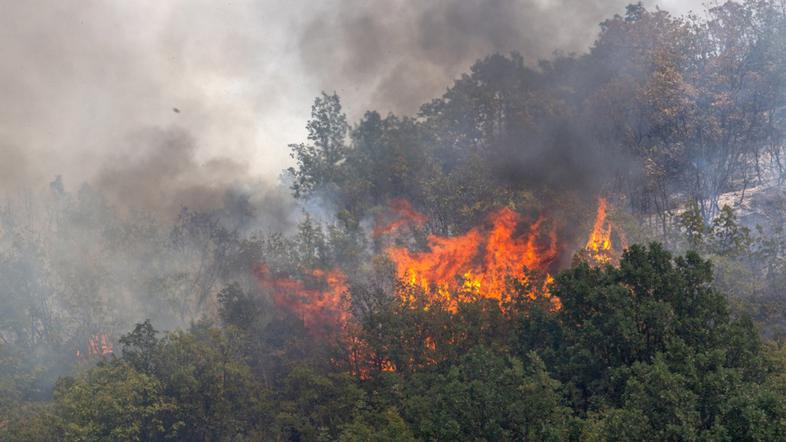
[0,0,701,215]
[0,0,706,394]
[299,0,701,115]
[95,128,246,216]
[0,0,305,206]
[0,0,705,336]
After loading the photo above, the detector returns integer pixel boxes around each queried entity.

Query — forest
[2,1,786,440]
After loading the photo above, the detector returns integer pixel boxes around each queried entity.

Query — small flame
[256,265,350,334]
[583,197,626,265]
[373,198,427,237]
[79,334,113,359]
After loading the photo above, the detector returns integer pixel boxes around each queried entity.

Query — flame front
[385,207,560,311]
[255,198,626,338]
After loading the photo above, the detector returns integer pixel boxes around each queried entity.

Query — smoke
[0,0,705,327]
[0,0,702,212]
[0,0,304,205]
[0,143,35,191]
[0,0,710,397]
[298,0,704,116]
[94,128,239,216]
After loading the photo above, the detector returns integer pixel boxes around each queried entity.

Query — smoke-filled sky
[0,0,702,206]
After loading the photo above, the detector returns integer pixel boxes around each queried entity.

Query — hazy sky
[0,0,703,196]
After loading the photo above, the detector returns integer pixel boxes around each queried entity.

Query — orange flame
[254,198,626,342]
[79,334,113,358]
[385,207,560,311]
[583,197,627,265]
[256,264,350,334]
[373,198,427,237]
[253,198,630,376]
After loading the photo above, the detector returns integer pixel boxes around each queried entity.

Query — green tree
[288,92,349,198]
[274,366,365,441]
[402,347,570,441]
[710,205,752,256]
[119,320,159,375]
[53,363,174,441]
[537,243,785,439]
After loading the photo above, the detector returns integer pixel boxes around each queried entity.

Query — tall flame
[385,207,560,311]
[583,197,626,265]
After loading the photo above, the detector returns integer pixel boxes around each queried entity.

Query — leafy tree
[678,200,708,251]
[217,283,262,331]
[273,366,364,440]
[288,92,349,198]
[53,363,174,441]
[147,325,271,440]
[538,243,785,439]
[710,205,752,256]
[401,347,570,441]
[338,407,416,442]
[119,320,159,375]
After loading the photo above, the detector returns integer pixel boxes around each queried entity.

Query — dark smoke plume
[0,0,701,210]
[298,0,701,115]
[96,127,247,217]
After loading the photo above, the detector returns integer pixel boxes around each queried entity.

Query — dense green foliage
[3,245,784,440]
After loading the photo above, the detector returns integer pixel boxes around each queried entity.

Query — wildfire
[373,198,427,237]
[386,207,560,311]
[255,197,624,335]
[582,197,627,265]
[255,264,350,334]
[254,197,625,376]
[76,334,113,359]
